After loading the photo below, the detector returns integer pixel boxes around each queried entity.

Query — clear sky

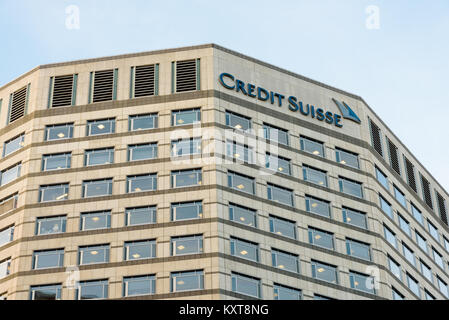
[1,0,448,192]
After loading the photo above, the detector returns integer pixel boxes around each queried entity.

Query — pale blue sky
[1,0,448,191]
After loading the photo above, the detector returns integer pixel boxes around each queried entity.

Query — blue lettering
[247,83,256,98]
[299,101,310,116]
[325,111,334,124]
[258,87,269,101]
[219,73,235,90]
[236,80,247,95]
[316,108,325,121]
[288,96,299,112]
[334,114,343,127]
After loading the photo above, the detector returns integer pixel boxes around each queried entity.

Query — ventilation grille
[135,65,155,98]
[369,120,383,157]
[176,59,197,92]
[9,86,27,123]
[52,75,74,107]
[404,156,417,193]
[387,138,401,175]
[421,175,433,210]
[93,70,114,103]
[437,192,448,226]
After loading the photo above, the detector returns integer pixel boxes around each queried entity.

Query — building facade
[0,44,448,300]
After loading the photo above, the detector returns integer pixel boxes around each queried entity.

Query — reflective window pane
[123,275,156,297]
[85,148,114,166]
[339,177,363,198]
[380,195,393,219]
[80,211,111,231]
[263,124,289,146]
[172,235,203,256]
[227,141,254,164]
[412,204,423,225]
[171,201,203,221]
[32,249,64,269]
[306,196,331,218]
[398,214,411,237]
[269,216,296,239]
[228,171,255,194]
[231,273,260,298]
[420,260,433,282]
[349,271,375,294]
[129,113,158,131]
[87,119,115,136]
[273,284,301,300]
[0,259,11,279]
[45,123,73,141]
[300,136,324,157]
[384,225,397,248]
[416,232,428,253]
[3,133,25,157]
[36,216,67,235]
[125,206,157,226]
[124,240,156,260]
[407,274,420,298]
[76,280,108,300]
[229,203,257,227]
[39,184,69,202]
[79,245,109,265]
[1,163,21,186]
[308,228,334,250]
[402,243,415,266]
[42,153,71,171]
[375,167,389,190]
[267,184,294,207]
[342,207,367,229]
[428,221,440,242]
[303,165,327,187]
[30,284,62,300]
[388,256,402,280]
[230,238,258,262]
[0,226,14,247]
[346,239,371,261]
[128,143,158,161]
[171,169,202,188]
[82,179,113,198]
[172,108,201,126]
[127,174,157,193]
[226,111,251,131]
[171,270,204,292]
[266,154,291,175]
[272,249,299,273]
[335,148,359,169]
[311,261,338,284]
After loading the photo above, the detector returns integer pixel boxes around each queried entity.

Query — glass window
[388,256,402,280]
[311,260,338,284]
[129,113,158,131]
[339,177,363,198]
[171,201,203,221]
[407,274,421,298]
[394,185,407,208]
[127,174,157,193]
[411,203,423,225]
[228,171,255,195]
[76,280,108,300]
[432,247,444,270]
[36,216,67,235]
[346,239,371,261]
[86,118,115,136]
[0,259,11,279]
[263,123,289,146]
[125,206,157,226]
[0,194,18,213]
[428,221,440,242]
[42,153,71,171]
[231,273,260,298]
[82,179,113,198]
[375,166,389,190]
[314,294,333,300]
[80,211,111,231]
[308,228,334,250]
[444,237,449,253]
[335,148,359,169]
[172,108,201,126]
[437,277,449,298]
[267,183,294,207]
[85,148,114,166]
[269,216,296,239]
[3,133,25,157]
[30,284,62,300]
[124,240,156,261]
[402,243,415,267]
[342,207,367,229]
[271,249,299,273]
[303,165,327,187]
[349,271,375,294]
[39,184,69,202]
[392,288,404,300]
[171,270,204,292]
[273,284,301,300]
[420,260,433,282]
[230,237,258,262]
[171,169,202,188]
[1,163,21,186]
[229,203,257,227]
[306,196,331,218]
[123,275,156,297]
[78,245,109,265]
[45,123,73,141]
[266,153,291,175]
[226,141,254,164]
[32,249,64,269]
[380,195,393,219]
[171,235,203,256]
[0,226,14,247]
[398,214,411,237]
[415,232,428,253]
[225,111,251,131]
[300,136,324,157]
[425,290,436,300]
[171,138,201,157]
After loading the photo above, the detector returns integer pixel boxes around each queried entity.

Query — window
[428,221,440,242]
[269,216,296,239]
[86,118,115,136]
[30,284,62,300]
[171,201,203,221]
[425,290,436,300]
[432,247,444,270]
[339,177,363,198]
[375,166,389,190]
[36,216,66,235]
[273,284,301,300]
[76,280,108,300]
[314,294,333,300]
[300,136,324,157]
[225,111,251,131]
[123,275,156,297]
[437,277,449,298]
[45,123,74,141]
[231,273,260,298]
[39,184,69,202]
[3,133,25,157]
[444,237,449,253]
[171,108,201,126]
[124,240,156,261]
[228,171,255,195]
[32,249,64,269]
[0,226,14,247]
[129,113,158,131]
[85,148,114,166]
[342,207,367,229]
[306,196,331,218]
[230,237,259,262]
[406,274,420,298]
[420,260,433,282]
[271,249,299,273]
[82,179,113,198]
[78,245,109,265]
[171,235,203,256]
[229,203,257,227]
[265,153,291,175]
[0,194,18,214]
[411,203,423,225]
[226,140,254,164]
[349,271,375,294]
[267,183,294,207]
[308,228,334,250]
[335,148,359,169]
[171,138,201,157]
[311,261,338,284]
[42,153,71,171]
[346,239,371,261]
[0,259,11,279]
[392,288,404,300]
[171,169,202,188]
[303,165,327,187]
[402,243,415,267]
[388,256,402,280]
[415,232,428,253]
[80,211,111,231]
[127,174,157,193]
[398,214,411,237]
[127,143,158,162]
[394,185,407,208]
[0,163,21,186]
[380,195,393,219]
[171,270,204,292]
[263,123,289,146]
[125,206,157,226]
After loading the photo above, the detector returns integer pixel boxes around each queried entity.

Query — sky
[1,0,448,192]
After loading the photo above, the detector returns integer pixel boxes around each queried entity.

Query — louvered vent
[421,174,433,210]
[437,192,448,226]
[135,65,155,98]
[52,75,74,107]
[9,86,27,123]
[176,59,197,92]
[387,138,401,175]
[404,156,417,193]
[369,119,383,156]
[93,70,114,103]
